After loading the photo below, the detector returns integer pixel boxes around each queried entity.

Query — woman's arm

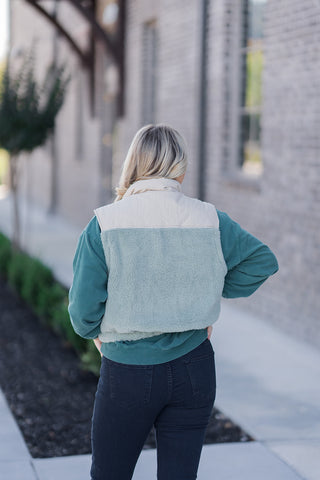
[217,210,279,298]
[68,217,108,339]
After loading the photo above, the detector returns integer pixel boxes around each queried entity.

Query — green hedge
[0,232,101,376]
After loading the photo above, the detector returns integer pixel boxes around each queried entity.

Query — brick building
[8,0,320,347]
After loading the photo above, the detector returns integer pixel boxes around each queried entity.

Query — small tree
[0,47,70,249]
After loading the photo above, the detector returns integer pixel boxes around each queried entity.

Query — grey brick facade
[205,0,320,347]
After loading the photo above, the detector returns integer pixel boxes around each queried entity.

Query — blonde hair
[114,124,188,201]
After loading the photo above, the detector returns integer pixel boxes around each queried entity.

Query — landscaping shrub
[35,282,65,319]
[21,258,54,306]
[51,302,87,353]
[7,251,30,293]
[0,231,98,374]
[80,340,102,377]
[0,233,12,275]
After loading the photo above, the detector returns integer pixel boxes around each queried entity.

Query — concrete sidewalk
[1,191,319,480]
[0,386,308,480]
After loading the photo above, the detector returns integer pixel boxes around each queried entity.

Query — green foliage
[0,231,97,375]
[0,233,12,275]
[20,257,54,304]
[7,251,30,293]
[80,340,102,377]
[245,48,263,108]
[0,59,5,82]
[50,299,87,353]
[0,46,70,155]
[0,47,71,250]
[36,282,65,318]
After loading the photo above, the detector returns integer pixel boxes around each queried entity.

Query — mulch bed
[0,276,253,458]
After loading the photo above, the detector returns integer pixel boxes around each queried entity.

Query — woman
[68,124,278,480]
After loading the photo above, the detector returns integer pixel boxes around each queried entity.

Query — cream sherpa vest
[94,177,227,343]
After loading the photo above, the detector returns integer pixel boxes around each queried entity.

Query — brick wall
[206,0,320,347]
[115,0,203,197]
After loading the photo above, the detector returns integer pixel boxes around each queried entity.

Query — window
[239,0,267,176]
[141,20,158,125]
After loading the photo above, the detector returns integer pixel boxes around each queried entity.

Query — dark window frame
[223,0,266,182]
[141,19,158,125]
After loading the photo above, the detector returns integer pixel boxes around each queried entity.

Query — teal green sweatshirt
[68,211,278,364]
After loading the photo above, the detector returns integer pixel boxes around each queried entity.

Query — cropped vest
[94,177,227,342]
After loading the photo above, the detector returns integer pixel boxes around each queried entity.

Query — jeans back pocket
[102,358,153,410]
[183,349,216,408]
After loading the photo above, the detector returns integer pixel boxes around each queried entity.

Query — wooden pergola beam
[24,0,90,67]
[66,0,118,61]
[23,0,126,116]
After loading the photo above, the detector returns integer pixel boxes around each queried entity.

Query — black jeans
[90,338,216,480]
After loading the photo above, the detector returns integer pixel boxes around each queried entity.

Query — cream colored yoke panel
[94,191,220,231]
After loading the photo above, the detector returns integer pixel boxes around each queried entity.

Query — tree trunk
[9,155,20,251]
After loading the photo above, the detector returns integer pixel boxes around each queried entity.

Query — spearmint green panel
[100,228,227,337]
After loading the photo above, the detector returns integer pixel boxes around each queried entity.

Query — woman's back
[94,177,227,343]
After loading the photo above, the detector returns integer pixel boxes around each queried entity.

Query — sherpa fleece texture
[97,227,227,342]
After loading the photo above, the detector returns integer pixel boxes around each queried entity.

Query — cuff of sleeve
[70,319,101,340]
[81,326,101,340]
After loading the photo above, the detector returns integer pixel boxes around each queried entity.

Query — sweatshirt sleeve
[217,210,279,298]
[68,216,108,339]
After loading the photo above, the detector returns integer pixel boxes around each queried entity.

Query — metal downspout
[198,0,209,201]
[48,0,59,214]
